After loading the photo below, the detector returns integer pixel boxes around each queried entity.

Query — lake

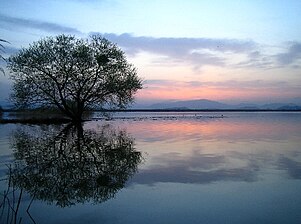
[0,112,301,224]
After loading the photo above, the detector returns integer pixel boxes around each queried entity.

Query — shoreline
[2,109,301,113]
[1,110,300,124]
[93,109,301,112]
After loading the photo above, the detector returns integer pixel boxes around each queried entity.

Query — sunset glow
[137,79,300,102]
[0,0,301,106]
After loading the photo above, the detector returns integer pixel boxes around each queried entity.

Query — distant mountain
[148,99,233,110]
[2,98,300,111]
[235,103,260,110]
[136,99,301,110]
[259,103,301,110]
[274,104,301,110]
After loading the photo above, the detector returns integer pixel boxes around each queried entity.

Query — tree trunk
[72,103,84,123]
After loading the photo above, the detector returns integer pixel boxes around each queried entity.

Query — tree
[8,35,143,122]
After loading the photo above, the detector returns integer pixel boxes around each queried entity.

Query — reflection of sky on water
[277,156,301,179]
[0,112,301,224]
[104,112,301,186]
[130,151,259,185]
[120,113,301,143]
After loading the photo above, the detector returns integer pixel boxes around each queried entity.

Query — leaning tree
[8,35,142,122]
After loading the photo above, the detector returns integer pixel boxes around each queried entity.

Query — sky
[0,0,301,105]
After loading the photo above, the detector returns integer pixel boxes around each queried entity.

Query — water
[0,112,301,224]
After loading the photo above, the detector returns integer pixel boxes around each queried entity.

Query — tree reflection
[9,123,142,208]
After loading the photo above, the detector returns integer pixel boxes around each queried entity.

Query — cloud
[0,46,21,67]
[0,46,20,58]
[145,79,179,85]
[204,80,293,89]
[96,33,301,70]
[90,32,256,68]
[276,42,301,65]
[238,42,301,69]
[145,79,297,90]
[100,33,256,53]
[0,13,82,34]
[236,50,275,69]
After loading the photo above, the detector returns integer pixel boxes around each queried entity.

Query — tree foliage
[8,35,143,121]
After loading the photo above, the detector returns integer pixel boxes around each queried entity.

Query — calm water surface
[0,112,301,224]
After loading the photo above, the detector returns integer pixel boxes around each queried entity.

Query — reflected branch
[0,165,24,224]
[10,124,142,207]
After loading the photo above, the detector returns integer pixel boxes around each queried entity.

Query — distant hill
[2,98,301,111]
[148,99,233,110]
[133,99,301,110]
[259,103,301,110]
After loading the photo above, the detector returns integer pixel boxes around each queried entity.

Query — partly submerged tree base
[0,108,96,124]
[0,117,72,124]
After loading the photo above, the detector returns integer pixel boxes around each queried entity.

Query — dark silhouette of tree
[8,124,142,208]
[8,35,143,122]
